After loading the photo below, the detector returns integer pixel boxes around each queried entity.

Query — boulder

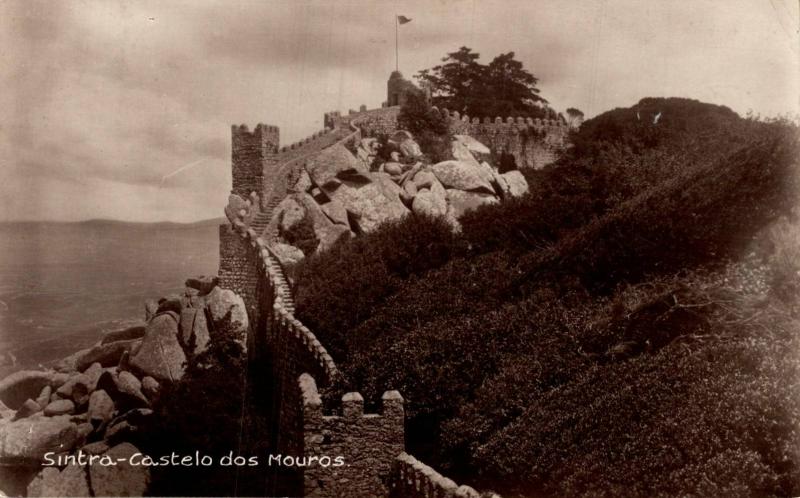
[399,138,422,159]
[296,193,352,253]
[88,389,115,426]
[450,139,481,167]
[116,371,147,405]
[82,362,104,391]
[431,160,495,194]
[13,399,42,420]
[27,463,90,498]
[310,187,327,203]
[43,399,74,416]
[319,172,410,234]
[320,199,349,226]
[0,414,79,459]
[412,187,448,218]
[412,169,439,190]
[453,134,491,155]
[489,164,511,198]
[104,409,152,444]
[95,371,148,412]
[52,348,91,373]
[271,242,305,267]
[445,189,500,218]
[205,287,249,348]
[500,170,529,197]
[403,178,418,199]
[75,339,141,372]
[81,440,110,455]
[179,307,210,356]
[101,325,146,345]
[144,299,159,321]
[383,162,404,176]
[89,443,150,496]
[34,386,51,410]
[224,193,255,228]
[0,371,54,410]
[269,196,306,237]
[389,130,413,143]
[185,275,219,295]
[129,314,185,384]
[305,143,369,189]
[179,308,198,348]
[55,374,91,406]
[140,377,160,402]
[156,295,183,315]
[290,168,313,194]
[373,172,405,201]
[75,422,93,444]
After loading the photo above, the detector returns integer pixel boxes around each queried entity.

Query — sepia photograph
[0,1,798,496]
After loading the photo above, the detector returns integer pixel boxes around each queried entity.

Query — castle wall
[218,224,260,325]
[437,109,570,169]
[300,374,405,497]
[231,124,280,205]
[390,453,487,498]
[220,108,500,497]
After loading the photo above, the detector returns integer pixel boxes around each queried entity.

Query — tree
[397,89,452,163]
[566,107,585,128]
[416,47,551,119]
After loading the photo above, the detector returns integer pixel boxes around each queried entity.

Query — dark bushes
[398,90,453,163]
[294,213,461,360]
[292,98,800,497]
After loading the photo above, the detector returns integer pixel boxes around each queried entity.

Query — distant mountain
[0,217,227,230]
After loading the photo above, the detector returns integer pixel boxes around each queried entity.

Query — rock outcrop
[0,273,231,496]
[129,313,186,384]
[231,130,526,268]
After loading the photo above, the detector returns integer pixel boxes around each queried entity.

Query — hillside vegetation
[294,98,800,497]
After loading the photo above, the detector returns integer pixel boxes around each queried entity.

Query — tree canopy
[416,46,554,119]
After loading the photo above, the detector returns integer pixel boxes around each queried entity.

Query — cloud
[0,0,796,222]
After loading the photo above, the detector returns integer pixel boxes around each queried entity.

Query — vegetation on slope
[293,98,800,497]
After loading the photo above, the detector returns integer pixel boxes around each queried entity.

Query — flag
[397,15,412,24]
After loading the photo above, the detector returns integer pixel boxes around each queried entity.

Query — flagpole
[395,14,399,72]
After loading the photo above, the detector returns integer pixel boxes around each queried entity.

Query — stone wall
[325,106,401,138]
[325,105,569,169]
[231,124,280,204]
[218,224,260,326]
[219,106,499,497]
[390,453,490,498]
[300,374,405,497]
[438,108,570,169]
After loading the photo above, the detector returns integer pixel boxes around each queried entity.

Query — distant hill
[0,217,227,230]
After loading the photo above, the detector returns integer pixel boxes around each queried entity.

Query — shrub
[294,98,800,496]
[142,327,272,496]
[294,213,462,360]
[279,211,319,256]
[398,90,453,163]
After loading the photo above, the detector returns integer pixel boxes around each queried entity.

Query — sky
[1,0,797,222]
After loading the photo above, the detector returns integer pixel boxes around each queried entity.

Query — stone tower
[387,71,416,107]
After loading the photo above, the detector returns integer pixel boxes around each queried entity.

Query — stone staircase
[249,211,272,239]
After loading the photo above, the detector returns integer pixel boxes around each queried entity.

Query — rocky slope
[0,276,247,497]
[228,131,530,269]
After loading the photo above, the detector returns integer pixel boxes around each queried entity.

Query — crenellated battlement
[219,92,505,497]
[278,128,333,155]
[433,106,568,132]
[300,373,404,498]
[431,107,569,169]
[231,123,280,207]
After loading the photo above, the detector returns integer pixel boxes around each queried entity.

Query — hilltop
[293,97,800,497]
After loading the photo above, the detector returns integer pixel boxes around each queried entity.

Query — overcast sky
[1,0,797,222]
